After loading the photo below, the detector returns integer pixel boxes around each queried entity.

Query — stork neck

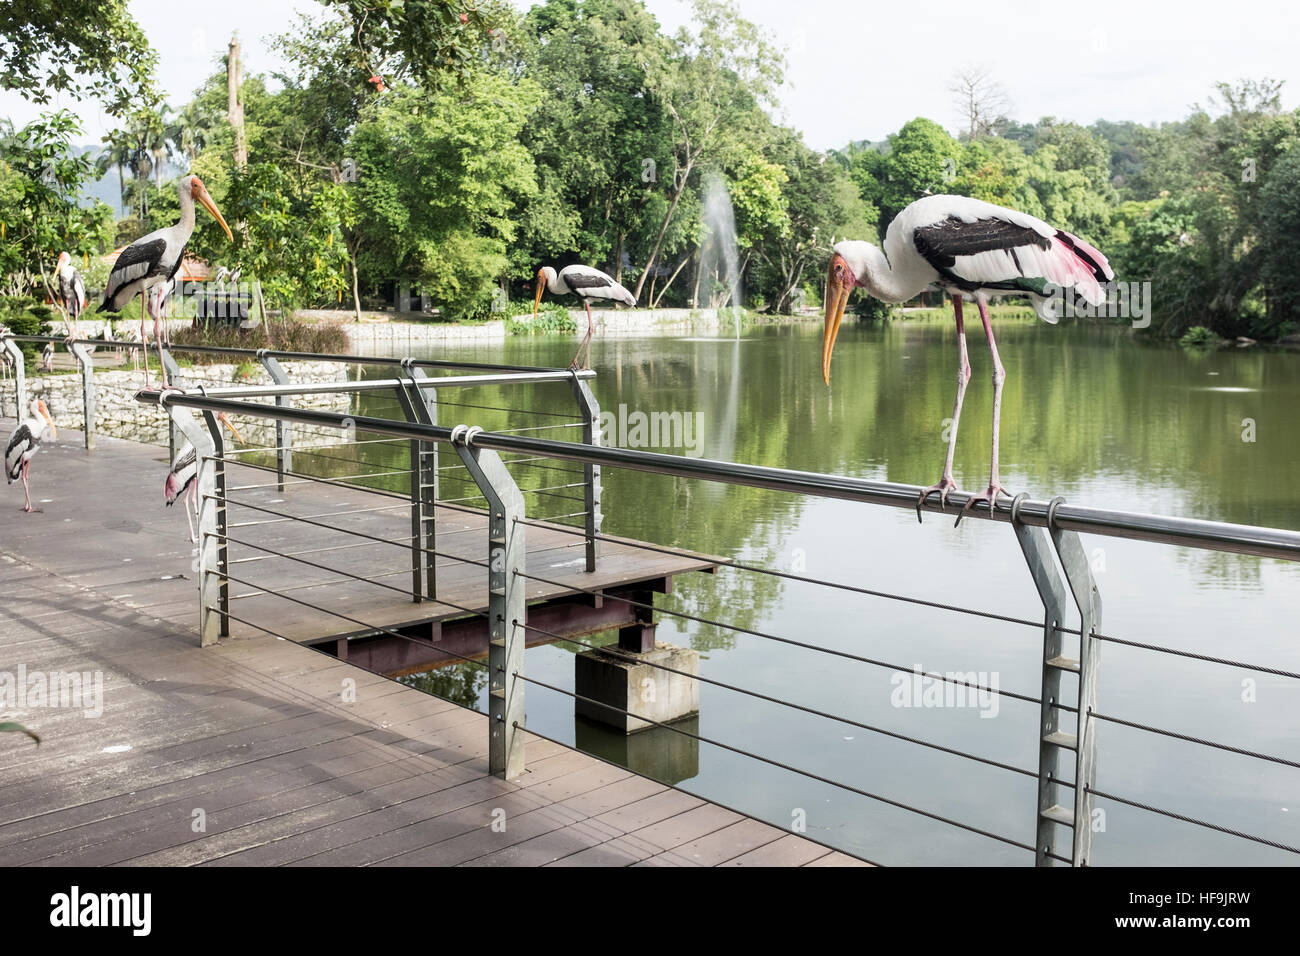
[547,271,568,295]
[177,182,196,233]
[857,243,929,304]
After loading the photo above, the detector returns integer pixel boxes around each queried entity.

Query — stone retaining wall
[6,361,350,448]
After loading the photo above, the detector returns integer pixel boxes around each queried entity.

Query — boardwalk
[0,427,866,866]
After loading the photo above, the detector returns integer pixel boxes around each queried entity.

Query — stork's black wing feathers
[5,423,33,481]
[563,270,615,291]
[99,238,167,310]
[912,217,1050,273]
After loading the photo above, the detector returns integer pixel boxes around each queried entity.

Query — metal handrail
[136,389,1300,563]
[1,333,576,374]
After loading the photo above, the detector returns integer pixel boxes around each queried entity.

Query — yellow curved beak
[196,185,234,242]
[217,412,245,444]
[822,256,852,386]
[533,273,545,320]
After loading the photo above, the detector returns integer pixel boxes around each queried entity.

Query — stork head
[216,412,245,444]
[534,266,556,319]
[822,241,874,386]
[186,175,234,241]
[33,399,56,440]
[55,251,70,272]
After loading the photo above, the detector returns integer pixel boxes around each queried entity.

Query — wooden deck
[0,426,866,867]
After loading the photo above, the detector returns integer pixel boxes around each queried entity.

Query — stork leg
[917,295,972,522]
[140,295,154,391]
[957,296,1010,526]
[153,287,170,389]
[570,299,594,371]
[21,460,32,513]
[184,482,197,544]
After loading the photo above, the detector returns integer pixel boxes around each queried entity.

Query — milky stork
[821,194,1113,523]
[40,342,54,372]
[6,399,57,513]
[54,251,87,337]
[164,413,244,541]
[97,175,232,388]
[534,265,636,369]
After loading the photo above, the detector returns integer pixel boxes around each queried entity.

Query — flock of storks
[6,174,1112,532]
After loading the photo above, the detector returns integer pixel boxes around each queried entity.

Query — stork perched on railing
[821,194,1113,524]
[98,175,232,389]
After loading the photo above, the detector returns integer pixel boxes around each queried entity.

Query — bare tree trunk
[631,161,692,301]
[691,246,703,308]
[651,254,691,310]
[349,244,363,323]
[228,35,247,169]
[612,232,624,285]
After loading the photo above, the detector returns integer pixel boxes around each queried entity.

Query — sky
[5,0,1300,149]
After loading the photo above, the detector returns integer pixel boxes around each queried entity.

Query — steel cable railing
[114,372,1300,867]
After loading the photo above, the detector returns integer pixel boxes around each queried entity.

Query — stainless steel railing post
[2,336,27,417]
[1011,494,1103,867]
[257,351,292,491]
[165,400,222,646]
[69,340,96,450]
[569,374,602,572]
[450,424,526,779]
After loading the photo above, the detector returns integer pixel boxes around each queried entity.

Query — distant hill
[71,144,185,217]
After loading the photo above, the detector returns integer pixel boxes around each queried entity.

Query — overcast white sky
[5,0,1300,148]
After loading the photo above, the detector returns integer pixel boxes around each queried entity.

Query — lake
[298,316,1300,865]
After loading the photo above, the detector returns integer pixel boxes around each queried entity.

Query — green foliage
[0,0,158,116]
[0,296,53,364]
[1179,325,1219,348]
[506,302,577,335]
[1,111,115,297]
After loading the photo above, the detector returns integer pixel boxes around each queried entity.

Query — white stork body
[6,399,57,513]
[164,413,242,541]
[534,264,637,369]
[55,252,87,337]
[98,175,231,389]
[821,194,1114,522]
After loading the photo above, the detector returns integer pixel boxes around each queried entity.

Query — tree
[1,0,158,116]
[0,111,114,298]
[348,72,542,315]
[631,0,784,301]
[519,0,672,282]
[950,65,1010,140]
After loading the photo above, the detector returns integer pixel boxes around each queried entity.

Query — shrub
[166,318,350,363]
[1179,325,1218,348]
[0,296,54,366]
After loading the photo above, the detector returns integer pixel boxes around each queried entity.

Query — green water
[298,317,1300,865]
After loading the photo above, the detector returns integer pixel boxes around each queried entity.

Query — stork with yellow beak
[6,399,57,513]
[98,175,234,389]
[534,264,636,370]
[822,194,1113,523]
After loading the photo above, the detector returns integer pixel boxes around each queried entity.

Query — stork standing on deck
[6,399,57,513]
[821,194,1113,523]
[98,175,233,389]
[534,265,636,369]
[54,251,87,337]
[164,412,244,542]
